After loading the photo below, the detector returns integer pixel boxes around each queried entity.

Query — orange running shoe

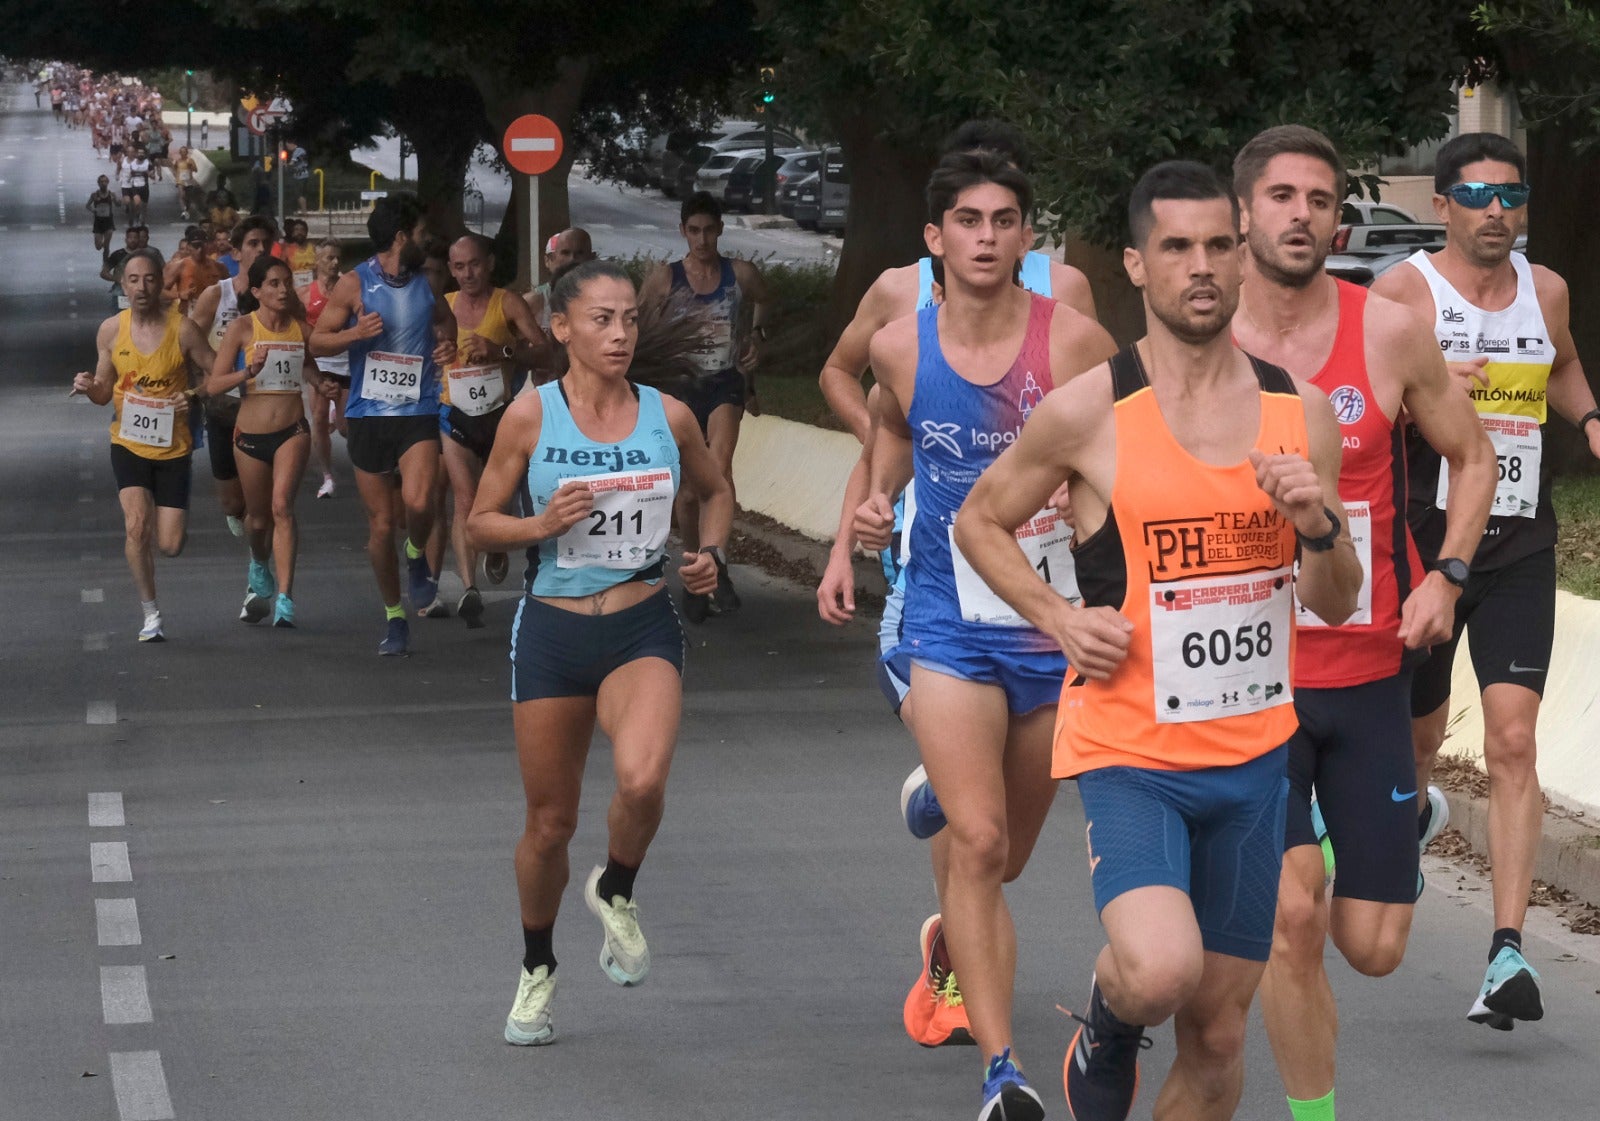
[902,913,975,1048]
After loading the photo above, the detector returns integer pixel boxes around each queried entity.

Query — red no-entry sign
[502,115,564,176]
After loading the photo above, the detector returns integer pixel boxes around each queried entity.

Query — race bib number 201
[1150,566,1293,724]
[118,392,175,448]
[361,351,424,405]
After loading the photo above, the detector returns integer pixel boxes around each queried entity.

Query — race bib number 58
[1150,566,1293,724]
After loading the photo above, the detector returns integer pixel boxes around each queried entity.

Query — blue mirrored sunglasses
[1443,182,1531,209]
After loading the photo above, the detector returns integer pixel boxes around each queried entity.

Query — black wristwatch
[698,545,726,566]
[501,343,516,360]
[1296,506,1341,553]
[1432,557,1470,589]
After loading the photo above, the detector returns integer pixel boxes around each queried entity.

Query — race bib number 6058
[1150,566,1294,724]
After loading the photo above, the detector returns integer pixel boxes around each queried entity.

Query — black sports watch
[1432,557,1470,589]
[501,343,516,360]
[1296,506,1341,553]
[698,545,726,565]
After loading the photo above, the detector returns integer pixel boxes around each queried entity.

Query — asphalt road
[4,82,1600,1121]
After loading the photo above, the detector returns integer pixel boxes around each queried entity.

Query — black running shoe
[1063,975,1150,1121]
[711,557,741,613]
[680,587,711,624]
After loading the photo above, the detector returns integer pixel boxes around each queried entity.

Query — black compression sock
[1490,928,1522,961]
[522,924,555,975]
[595,856,639,903]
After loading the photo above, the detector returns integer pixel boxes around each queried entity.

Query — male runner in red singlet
[1230,126,1495,1121]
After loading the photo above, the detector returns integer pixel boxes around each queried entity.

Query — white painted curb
[733,416,1600,816]
[1442,589,1600,816]
[731,414,859,543]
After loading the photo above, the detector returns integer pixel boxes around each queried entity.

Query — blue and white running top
[345,257,442,419]
[916,249,1054,308]
[900,294,1075,654]
[671,258,742,377]
[522,380,680,598]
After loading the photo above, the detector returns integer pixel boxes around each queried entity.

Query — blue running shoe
[1416,785,1450,899]
[1468,946,1543,1028]
[901,764,947,840]
[1064,975,1151,1121]
[407,553,437,610]
[378,617,409,657]
[979,1047,1043,1121]
[272,594,295,629]
[1311,798,1334,883]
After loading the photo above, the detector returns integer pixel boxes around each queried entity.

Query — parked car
[667,124,804,199]
[694,148,763,202]
[650,130,704,190]
[1325,238,1527,287]
[817,147,850,234]
[791,170,821,229]
[1330,222,1446,254]
[724,149,817,212]
[1340,200,1418,225]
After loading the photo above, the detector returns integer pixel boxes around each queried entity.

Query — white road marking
[91,841,132,882]
[85,633,109,651]
[88,792,125,826]
[88,700,117,725]
[78,468,92,481]
[109,1051,174,1121]
[101,965,153,1023]
[96,899,142,946]
[82,588,104,603]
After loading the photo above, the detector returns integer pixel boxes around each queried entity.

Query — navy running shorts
[669,368,745,436]
[511,589,685,701]
[346,414,440,476]
[1411,547,1555,716]
[1075,744,1288,962]
[902,640,1066,716]
[1286,674,1419,904]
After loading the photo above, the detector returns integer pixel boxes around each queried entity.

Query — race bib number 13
[1150,566,1293,724]
[252,341,304,393]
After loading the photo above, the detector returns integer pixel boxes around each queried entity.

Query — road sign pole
[528,173,540,289]
[186,107,192,149]
[275,127,285,229]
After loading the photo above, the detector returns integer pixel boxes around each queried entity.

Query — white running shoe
[583,865,650,985]
[226,515,244,538]
[138,613,165,643]
[503,965,556,1046]
[316,476,335,499]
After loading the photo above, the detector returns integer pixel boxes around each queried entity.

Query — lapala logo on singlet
[1142,510,1287,580]
[541,445,654,472]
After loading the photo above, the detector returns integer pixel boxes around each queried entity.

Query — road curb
[1441,783,1600,908]
[730,214,799,230]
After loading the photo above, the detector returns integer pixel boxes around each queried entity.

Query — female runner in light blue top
[467,260,733,1047]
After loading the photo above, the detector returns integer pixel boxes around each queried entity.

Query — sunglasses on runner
[1442,182,1531,210]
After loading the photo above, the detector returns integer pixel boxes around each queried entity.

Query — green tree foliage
[1476,1,1600,146]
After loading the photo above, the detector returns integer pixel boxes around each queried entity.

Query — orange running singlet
[1055,346,1306,778]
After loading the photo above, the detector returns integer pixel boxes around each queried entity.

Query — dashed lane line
[90,841,132,883]
[81,587,103,603]
[100,965,153,1024]
[96,899,142,946]
[108,1051,175,1121]
[89,792,125,826]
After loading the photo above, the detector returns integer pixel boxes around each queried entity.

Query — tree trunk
[472,58,592,291]
[387,78,485,244]
[824,114,935,341]
[1063,237,1144,346]
[1525,121,1600,475]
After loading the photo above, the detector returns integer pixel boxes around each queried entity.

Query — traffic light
[759,65,776,109]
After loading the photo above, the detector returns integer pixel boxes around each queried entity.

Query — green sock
[1288,1089,1334,1121]
[403,538,423,561]
[384,603,405,621]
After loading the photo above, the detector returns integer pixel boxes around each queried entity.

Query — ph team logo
[1329,386,1366,425]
